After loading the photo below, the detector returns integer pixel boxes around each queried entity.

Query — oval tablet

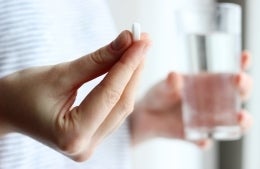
[132,22,141,41]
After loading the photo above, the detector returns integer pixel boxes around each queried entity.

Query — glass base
[185,126,241,141]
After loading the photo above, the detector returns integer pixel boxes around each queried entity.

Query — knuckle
[46,64,71,87]
[72,147,95,162]
[54,114,96,162]
[57,134,85,155]
[117,58,137,75]
[90,48,106,65]
[119,99,134,116]
[103,85,121,107]
[123,61,136,73]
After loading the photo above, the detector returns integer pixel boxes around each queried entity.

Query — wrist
[0,77,12,136]
[129,100,155,146]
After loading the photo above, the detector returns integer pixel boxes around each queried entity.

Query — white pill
[132,22,141,41]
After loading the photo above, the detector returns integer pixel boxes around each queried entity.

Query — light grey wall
[106,0,139,32]
[243,0,260,168]
[218,1,260,169]
[216,0,245,168]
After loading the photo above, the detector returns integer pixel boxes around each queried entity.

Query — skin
[0,30,151,162]
[0,30,252,162]
[130,51,253,148]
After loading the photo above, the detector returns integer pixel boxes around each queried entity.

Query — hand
[0,30,151,161]
[131,51,253,148]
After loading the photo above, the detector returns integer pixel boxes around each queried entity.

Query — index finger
[76,39,151,134]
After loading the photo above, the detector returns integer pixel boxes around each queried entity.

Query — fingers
[65,30,133,88]
[56,32,150,161]
[233,72,253,101]
[75,38,151,136]
[192,139,213,150]
[189,110,252,149]
[237,110,253,132]
[186,51,252,150]
[92,61,145,145]
[166,72,183,102]
[166,72,183,92]
[240,51,251,71]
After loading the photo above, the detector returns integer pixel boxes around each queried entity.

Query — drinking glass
[179,3,242,140]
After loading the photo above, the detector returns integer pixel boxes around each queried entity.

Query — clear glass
[179,3,242,141]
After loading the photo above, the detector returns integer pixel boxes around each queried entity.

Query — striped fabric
[0,0,131,169]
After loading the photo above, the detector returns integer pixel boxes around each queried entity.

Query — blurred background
[107,0,259,169]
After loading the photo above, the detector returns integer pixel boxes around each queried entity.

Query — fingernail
[111,31,131,51]
[237,112,243,122]
[199,139,213,150]
[238,73,247,89]
[233,73,243,87]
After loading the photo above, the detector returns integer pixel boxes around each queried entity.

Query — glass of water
[179,3,242,141]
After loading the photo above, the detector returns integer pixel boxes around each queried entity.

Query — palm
[139,72,185,139]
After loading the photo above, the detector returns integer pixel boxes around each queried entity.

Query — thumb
[64,30,133,87]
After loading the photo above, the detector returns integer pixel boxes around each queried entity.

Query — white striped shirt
[0,0,131,168]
